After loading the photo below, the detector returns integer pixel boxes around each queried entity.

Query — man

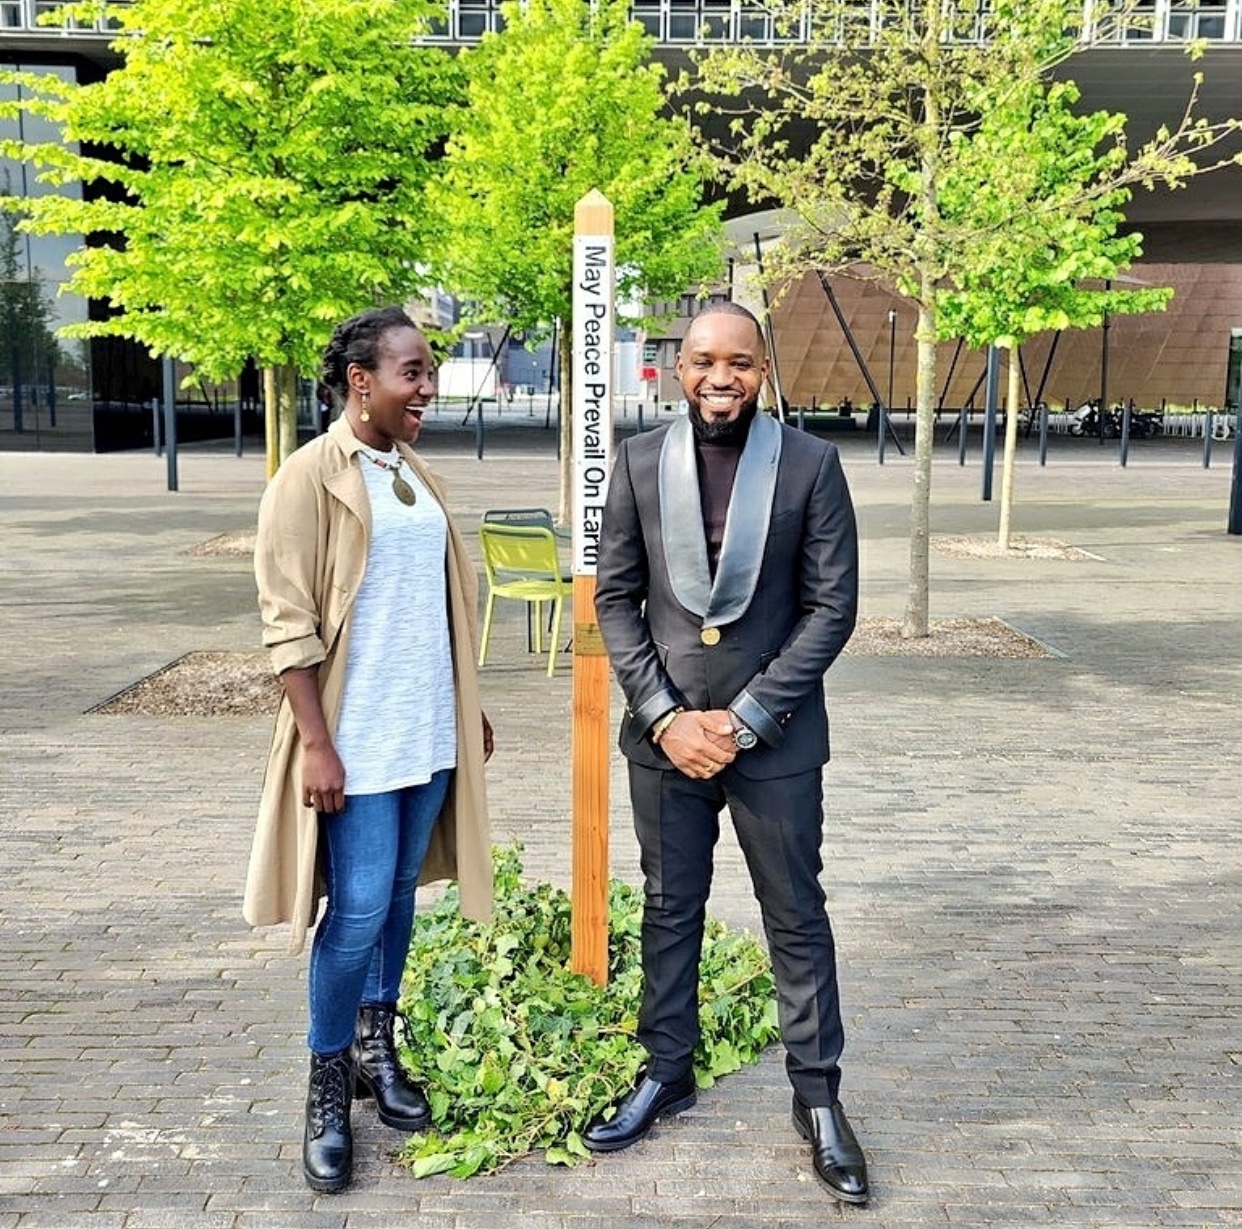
[587,302,867,1205]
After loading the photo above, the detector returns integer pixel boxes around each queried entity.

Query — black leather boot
[791,1096,869,1205]
[353,1001,430,1132]
[302,1048,354,1193]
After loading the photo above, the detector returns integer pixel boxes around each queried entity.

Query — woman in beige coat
[245,306,493,1193]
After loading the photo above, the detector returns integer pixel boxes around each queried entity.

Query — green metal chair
[481,508,570,649]
[478,522,571,677]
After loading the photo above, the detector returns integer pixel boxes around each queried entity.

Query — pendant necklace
[360,448,417,505]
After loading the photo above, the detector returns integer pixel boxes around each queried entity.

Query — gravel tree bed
[933,535,1095,561]
[92,618,1050,717]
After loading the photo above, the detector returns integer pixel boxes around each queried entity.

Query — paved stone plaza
[1,418,1239,1228]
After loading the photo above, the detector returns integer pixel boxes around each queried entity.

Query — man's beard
[688,399,758,446]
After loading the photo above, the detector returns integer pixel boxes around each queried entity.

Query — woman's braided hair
[320,305,418,410]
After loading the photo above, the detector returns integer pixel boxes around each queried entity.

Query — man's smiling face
[676,311,769,440]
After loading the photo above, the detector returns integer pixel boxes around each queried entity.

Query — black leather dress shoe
[583,1067,697,1152]
[791,1096,869,1204]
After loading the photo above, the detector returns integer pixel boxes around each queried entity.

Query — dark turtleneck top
[695,439,742,577]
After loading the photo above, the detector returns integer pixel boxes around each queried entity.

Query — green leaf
[450,1145,493,1178]
[411,1153,458,1179]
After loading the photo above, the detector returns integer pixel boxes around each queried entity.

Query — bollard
[981,346,1000,502]
[1229,403,1242,534]
[162,357,179,493]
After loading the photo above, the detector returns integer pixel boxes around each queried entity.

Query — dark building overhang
[4,18,1241,242]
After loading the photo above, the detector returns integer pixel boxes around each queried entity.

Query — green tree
[433,0,725,522]
[0,0,459,474]
[936,78,1173,549]
[693,0,1242,635]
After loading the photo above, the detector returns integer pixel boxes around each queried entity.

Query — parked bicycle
[1069,400,1163,439]
[1128,407,1164,439]
[1069,399,1120,438]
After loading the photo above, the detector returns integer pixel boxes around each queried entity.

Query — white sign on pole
[571,232,615,575]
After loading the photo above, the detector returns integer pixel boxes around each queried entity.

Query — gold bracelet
[650,707,683,745]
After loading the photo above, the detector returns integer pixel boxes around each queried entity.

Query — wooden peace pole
[569,189,615,985]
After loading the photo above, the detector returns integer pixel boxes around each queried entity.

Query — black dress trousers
[627,760,846,1106]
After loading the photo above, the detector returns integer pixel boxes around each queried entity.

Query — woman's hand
[302,742,346,814]
[482,711,495,762]
[279,665,346,813]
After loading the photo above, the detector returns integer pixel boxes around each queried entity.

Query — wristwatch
[730,716,758,751]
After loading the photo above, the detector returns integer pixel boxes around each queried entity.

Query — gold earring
[360,391,371,423]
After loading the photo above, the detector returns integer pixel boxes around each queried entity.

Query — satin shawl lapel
[708,411,780,626]
[657,412,782,625]
[658,416,711,616]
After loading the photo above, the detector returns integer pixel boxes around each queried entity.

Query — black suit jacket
[595,414,858,780]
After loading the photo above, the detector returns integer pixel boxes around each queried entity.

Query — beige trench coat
[243,414,492,955]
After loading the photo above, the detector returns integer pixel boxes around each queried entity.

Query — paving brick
[2,434,1240,1228]
[120,1214,235,1229]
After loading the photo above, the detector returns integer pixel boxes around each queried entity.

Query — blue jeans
[307,770,451,1054]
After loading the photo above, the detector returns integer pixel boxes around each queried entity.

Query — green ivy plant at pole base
[396,847,779,1178]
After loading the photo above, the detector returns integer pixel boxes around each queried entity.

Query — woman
[243,305,493,1193]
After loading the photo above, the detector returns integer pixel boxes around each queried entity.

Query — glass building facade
[1,63,99,451]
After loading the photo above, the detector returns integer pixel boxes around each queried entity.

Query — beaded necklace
[359,448,417,506]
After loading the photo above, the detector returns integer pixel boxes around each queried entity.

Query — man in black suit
[586,302,868,1205]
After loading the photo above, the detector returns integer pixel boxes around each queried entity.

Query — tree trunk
[903,46,941,641]
[557,317,572,528]
[902,292,937,639]
[262,363,301,476]
[997,346,1021,550]
[262,366,279,480]
[277,364,298,465]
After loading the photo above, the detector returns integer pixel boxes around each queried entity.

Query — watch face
[734,727,758,750]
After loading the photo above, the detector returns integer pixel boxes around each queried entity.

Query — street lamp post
[887,308,896,413]
[879,308,896,464]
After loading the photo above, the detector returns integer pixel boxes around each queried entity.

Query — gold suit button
[700,627,721,646]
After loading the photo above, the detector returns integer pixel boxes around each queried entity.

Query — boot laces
[310,1055,350,1134]
[360,1007,404,1083]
